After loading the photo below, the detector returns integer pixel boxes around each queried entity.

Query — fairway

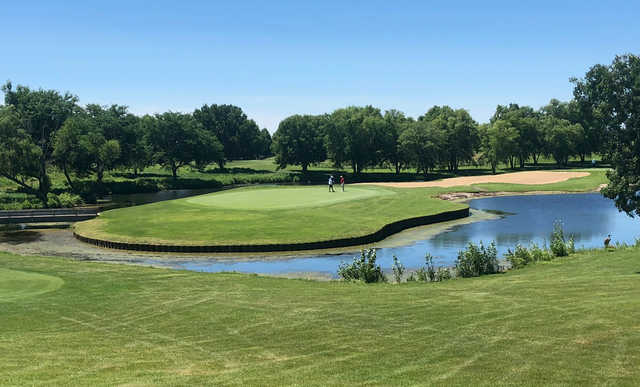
[0,268,64,302]
[186,185,393,210]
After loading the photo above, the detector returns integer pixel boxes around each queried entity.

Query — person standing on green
[328,175,335,192]
[340,175,345,191]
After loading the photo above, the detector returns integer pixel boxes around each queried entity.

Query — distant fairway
[186,185,393,210]
[0,268,63,302]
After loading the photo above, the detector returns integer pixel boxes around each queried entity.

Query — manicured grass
[0,268,64,302]
[75,170,607,246]
[2,247,640,385]
[75,185,465,245]
[185,185,393,210]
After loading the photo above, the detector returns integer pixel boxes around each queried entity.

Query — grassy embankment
[74,169,608,246]
[2,244,640,385]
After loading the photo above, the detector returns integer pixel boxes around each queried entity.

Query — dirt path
[365,171,590,188]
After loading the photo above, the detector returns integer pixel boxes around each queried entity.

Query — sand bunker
[367,171,590,188]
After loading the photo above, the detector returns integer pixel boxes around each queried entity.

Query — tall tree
[272,115,326,173]
[480,121,519,173]
[0,82,78,205]
[326,106,384,174]
[541,117,581,166]
[382,109,410,174]
[573,54,640,216]
[399,120,444,176]
[193,104,263,166]
[490,104,541,168]
[146,112,223,179]
[419,106,479,172]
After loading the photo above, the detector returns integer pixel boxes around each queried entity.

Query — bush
[391,255,405,283]
[455,241,499,278]
[435,267,452,281]
[550,220,569,257]
[338,249,386,283]
[505,243,531,269]
[57,192,83,208]
[415,253,451,282]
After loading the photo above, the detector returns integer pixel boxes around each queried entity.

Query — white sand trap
[366,171,590,188]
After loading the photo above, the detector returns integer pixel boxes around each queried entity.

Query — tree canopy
[573,54,640,216]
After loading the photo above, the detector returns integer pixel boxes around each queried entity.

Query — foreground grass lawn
[1,247,640,385]
[74,170,606,246]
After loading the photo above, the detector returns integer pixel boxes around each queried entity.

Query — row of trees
[0,82,272,204]
[272,100,603,176]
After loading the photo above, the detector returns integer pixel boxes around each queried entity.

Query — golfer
[340,175,345,191]
[328,175,335,192]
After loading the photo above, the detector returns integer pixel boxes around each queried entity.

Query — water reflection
[148,193,639,276]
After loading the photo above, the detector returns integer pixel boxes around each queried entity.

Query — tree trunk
[395,161,400,175]
[171,163,178,179]
[62,164,76,192]
[302,163,308,173]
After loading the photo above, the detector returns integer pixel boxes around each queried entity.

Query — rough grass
[1,247,640,385]
[74,170,607,246]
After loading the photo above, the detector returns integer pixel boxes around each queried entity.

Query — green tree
[479,121,519,173]
[326,106,383,174]
[542,117,581,166]
[146,112,223,179]
[573,54,640,216]
[0,82,78,205]
[382,109,410,174]
[419,106,479,172]
[490,104,541,167]
[399,120,443,176]
[193,104,263,167]
[271,115,326,173]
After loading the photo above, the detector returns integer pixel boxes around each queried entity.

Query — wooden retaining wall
[73,207,469,253]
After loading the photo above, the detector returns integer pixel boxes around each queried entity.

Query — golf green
[75,185,465,246]
[0,268,64,302]
[186,185,394,210]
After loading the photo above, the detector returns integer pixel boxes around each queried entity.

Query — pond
[143,193,640,277]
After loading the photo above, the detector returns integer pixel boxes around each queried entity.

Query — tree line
[0,82,272,204]
[272,99,602,176]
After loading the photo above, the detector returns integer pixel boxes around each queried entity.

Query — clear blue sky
[2,1,638,131]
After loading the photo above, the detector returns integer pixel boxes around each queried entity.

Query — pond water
[143,193,639,277]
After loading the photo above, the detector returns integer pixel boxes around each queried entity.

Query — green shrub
[505,244,531,269]
[57,192,83,207]
[530,242,554,262]
[550,220,569,257]
[455,241,499,278]
[46,194,61,208]
[338,249,386,283]
[435,267,452,281]
[392,255,405,283]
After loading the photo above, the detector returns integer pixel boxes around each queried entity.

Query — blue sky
[2,1,639,131]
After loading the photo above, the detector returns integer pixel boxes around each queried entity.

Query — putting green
[186,185,394,210]
[0,268,64,302]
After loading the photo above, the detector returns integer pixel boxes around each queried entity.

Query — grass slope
[75,170,607,246]
[1,248,640,385]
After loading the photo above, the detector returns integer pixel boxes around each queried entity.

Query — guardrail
[0,208,100,224]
